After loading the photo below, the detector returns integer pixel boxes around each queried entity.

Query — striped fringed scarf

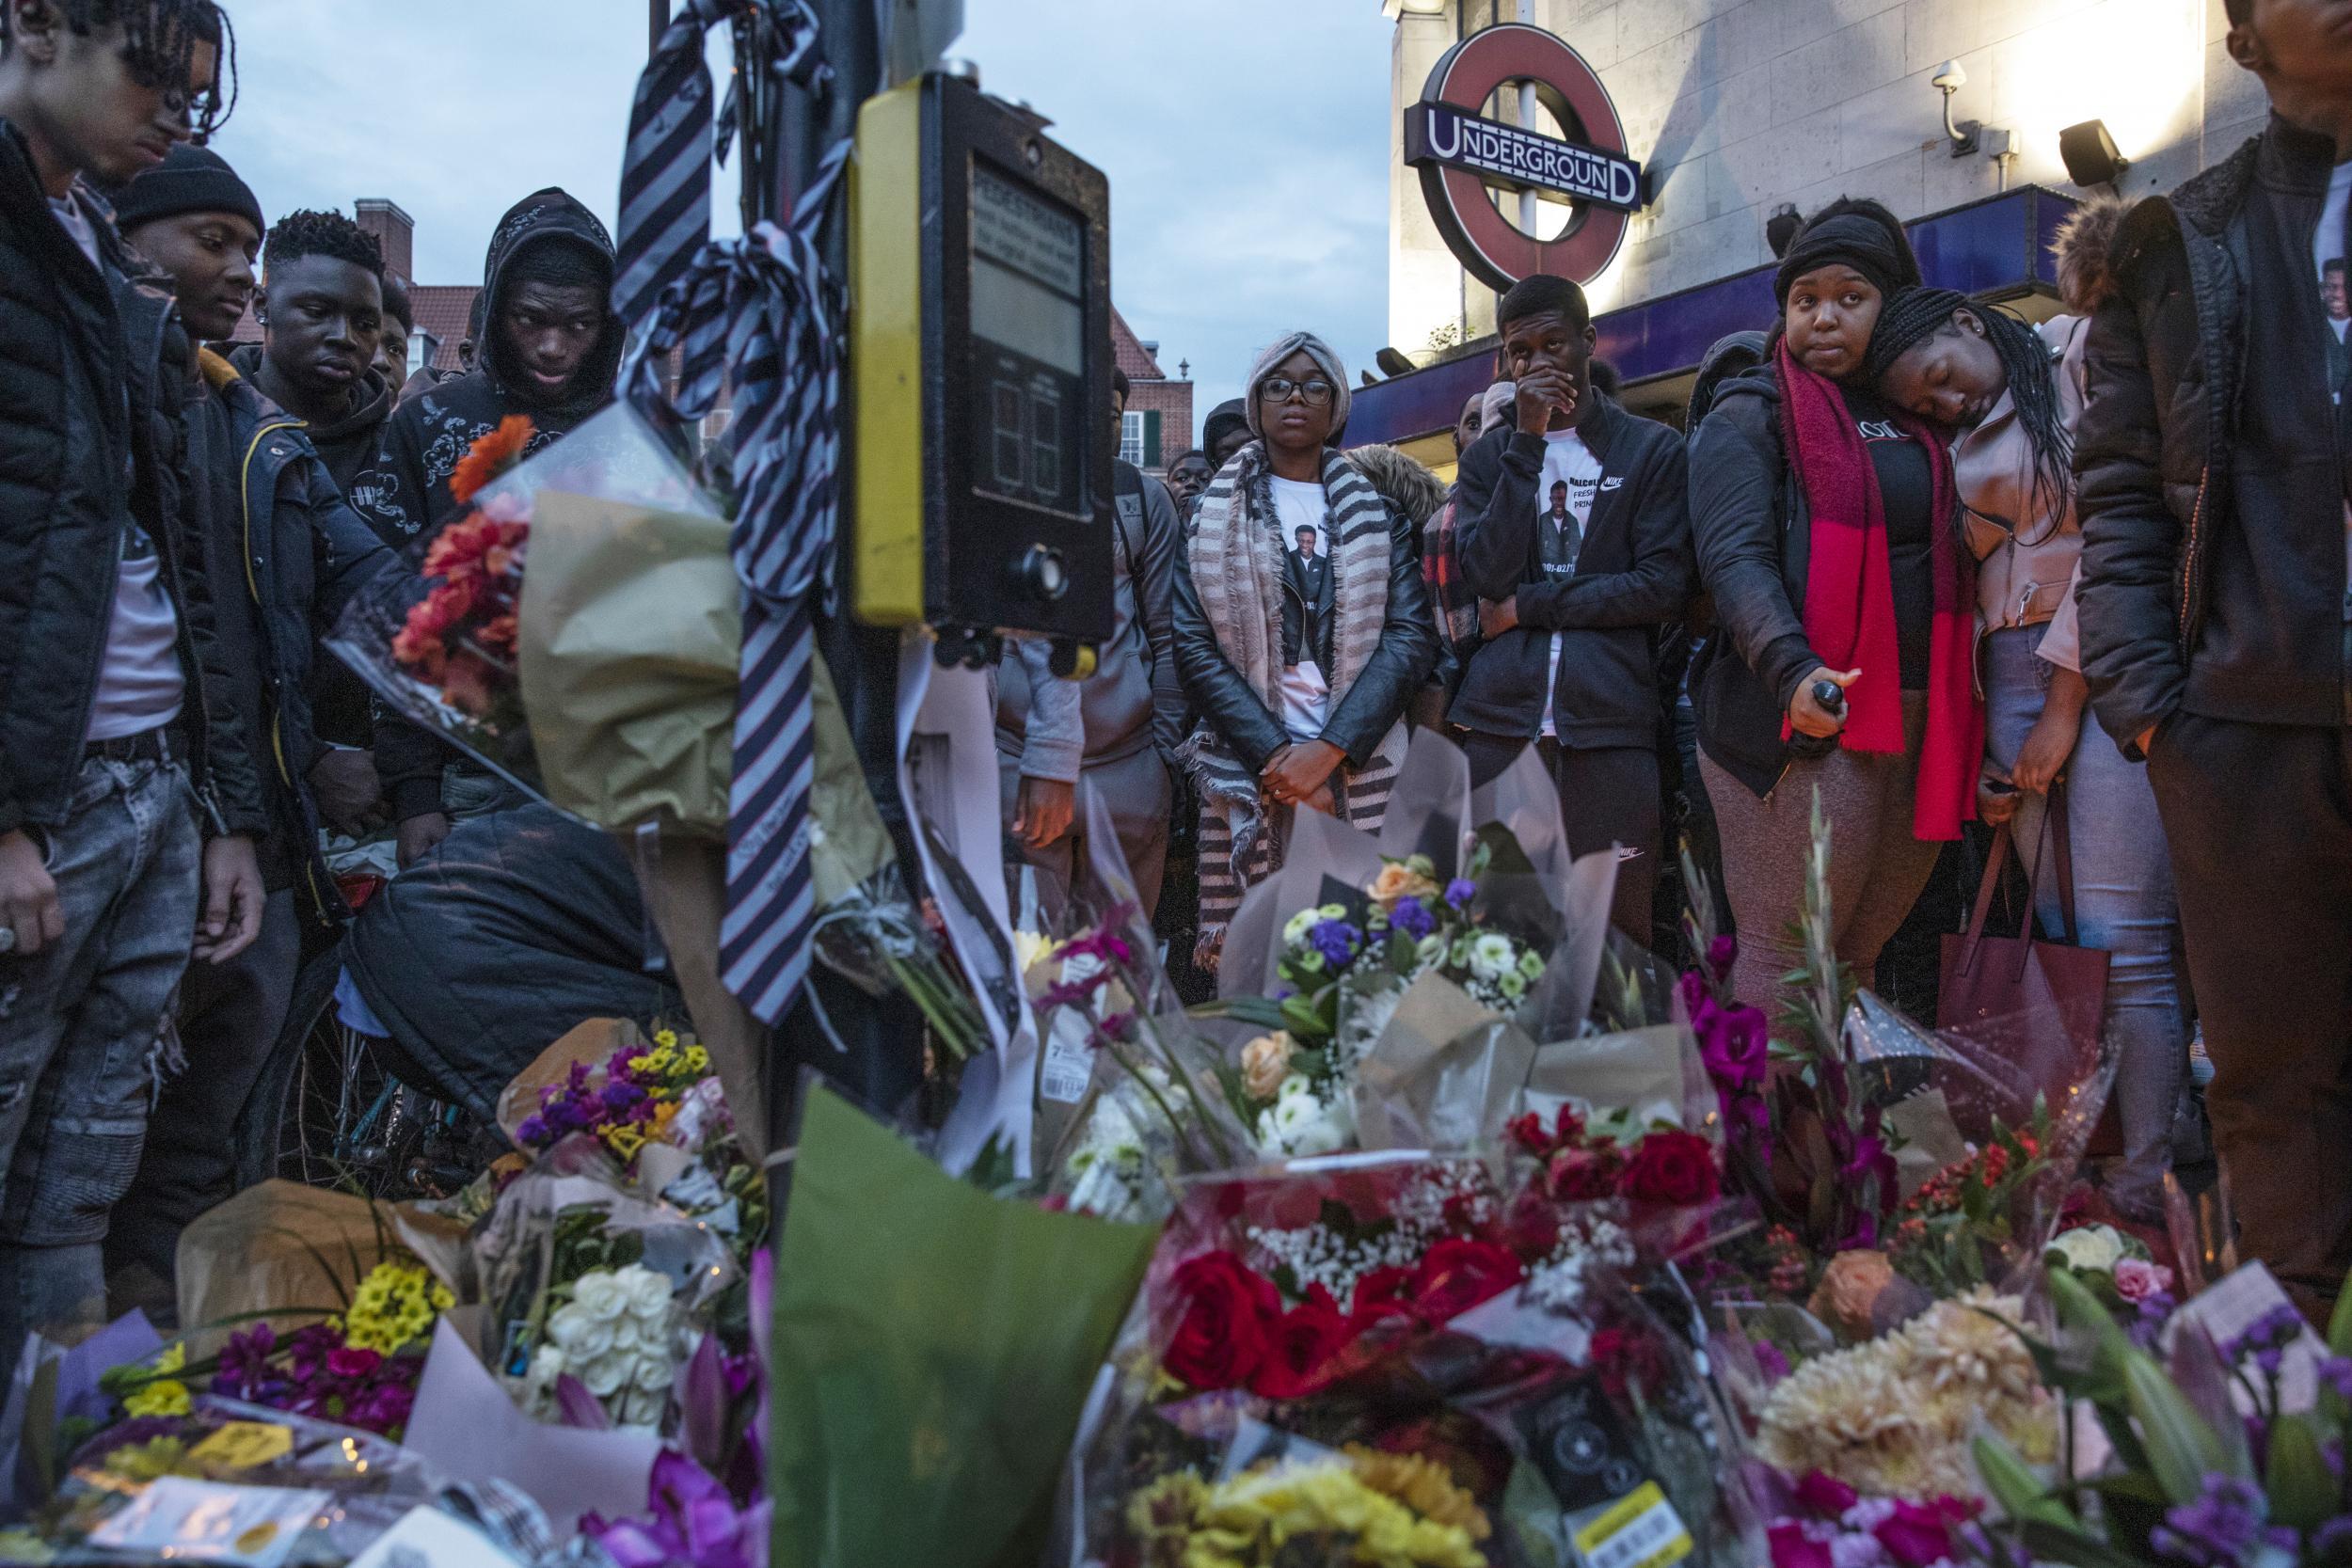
[1183,441,1409,971]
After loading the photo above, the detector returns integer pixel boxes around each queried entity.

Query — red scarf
[1775,341,1981,842]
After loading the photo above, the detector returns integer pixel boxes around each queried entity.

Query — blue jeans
[0,756,200,1366]
[1983,626,2192,1217]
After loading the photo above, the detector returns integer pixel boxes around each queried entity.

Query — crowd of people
[0,0,2346,1396]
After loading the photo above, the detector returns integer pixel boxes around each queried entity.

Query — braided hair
[263,207,384,281]
[1867,286,2072,522]
[3,0,237,136]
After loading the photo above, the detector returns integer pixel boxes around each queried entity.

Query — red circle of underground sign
[1422,23,1630,290]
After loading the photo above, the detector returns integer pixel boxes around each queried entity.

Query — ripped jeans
[0,755,200,1366]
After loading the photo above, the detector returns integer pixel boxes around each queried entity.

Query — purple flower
[1307,918,1362,971]
[1444,878,1476,909]
[1391,898,1437,942]
[602,1080,648,1115]
[2150,1475,2269,1566]
[2129,1291,2178,1350]
[1705,933,1738,983]
[2223,1304,2305,1374]
[586,1450,768,1568]
[213,1324,283,1402]
[516,1114,549,1147]
[1693,995,1770,1089]
[1753,1338,1790,1384]
[2312,1517,2352,1558]
[2320,1356,2352,1403]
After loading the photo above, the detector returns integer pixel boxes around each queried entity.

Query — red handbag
[1938,780,2116,1148]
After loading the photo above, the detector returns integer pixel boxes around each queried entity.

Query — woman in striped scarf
[1169,332,1439,973]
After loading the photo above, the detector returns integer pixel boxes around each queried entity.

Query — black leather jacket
[1172,459,1438,775]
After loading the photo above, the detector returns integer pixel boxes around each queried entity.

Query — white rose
[1260,1082,1350,1157]
[580,1351,631,1398]
[633,1352,673,1392]
[619,1265,672,1318]
[571,1272,625,1319]
[546,1304,589,1351]
[525,1344,566,1404]
[618,1386,664,1430]
[2047,1225,2127,1274]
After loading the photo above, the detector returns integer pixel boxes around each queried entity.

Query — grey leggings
[1698,696,1942,1016]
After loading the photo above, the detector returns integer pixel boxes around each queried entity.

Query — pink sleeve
[2034,556,2085,673]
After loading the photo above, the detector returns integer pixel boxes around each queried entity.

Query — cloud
[209,0,1394,433]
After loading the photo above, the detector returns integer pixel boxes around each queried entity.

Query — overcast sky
[207,0,1395,431]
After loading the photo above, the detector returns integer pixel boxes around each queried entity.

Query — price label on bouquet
[1572,1481,1692,1568]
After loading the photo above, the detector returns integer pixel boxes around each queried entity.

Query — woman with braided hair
[1867,264,2193,1222]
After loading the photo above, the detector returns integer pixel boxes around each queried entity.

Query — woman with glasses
[1172,332,1438,973]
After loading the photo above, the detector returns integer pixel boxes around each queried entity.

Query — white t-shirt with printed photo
[1534,430,1601,737]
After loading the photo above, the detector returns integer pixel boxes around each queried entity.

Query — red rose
[1162,1250,1280,1391]
[1349,1265,1417,1330]
[1618,1129,1721,1207]
[1545,1145,1622,1201]
[1250,1285,1356,1401]
[1408,1237,1524,1324]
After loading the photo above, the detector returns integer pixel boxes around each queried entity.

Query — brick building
[1113,307,1194,480]
[230,198,477,374]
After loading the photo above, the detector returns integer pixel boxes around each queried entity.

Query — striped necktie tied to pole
[623,143,852,1026]
[613,0,825,336]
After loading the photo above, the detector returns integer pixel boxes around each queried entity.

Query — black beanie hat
[110,144,263,238]
[1773,204,1920,307]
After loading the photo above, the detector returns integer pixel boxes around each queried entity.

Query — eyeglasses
[1258,377,1335,408]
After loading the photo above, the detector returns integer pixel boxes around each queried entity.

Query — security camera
[1931,59,1966,92]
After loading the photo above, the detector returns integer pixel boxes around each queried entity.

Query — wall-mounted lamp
[1764,202,1802,260]
[1931,59,1979,157]
[2058,119,2130,187]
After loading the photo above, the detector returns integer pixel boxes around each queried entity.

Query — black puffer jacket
[0,120,261,837]
[2074,117,2352,752]
[1686,344,1821,799]
[343,804,681,1122]
[1447,394,1692,746]
[1170,450,1438,775]
[186,352,397,921]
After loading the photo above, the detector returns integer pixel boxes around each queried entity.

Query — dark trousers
[1460,734,1658,942]
[107,888,302,1307]
[2148,715,2352,1318]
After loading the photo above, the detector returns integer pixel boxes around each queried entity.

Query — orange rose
[449,414,535,505]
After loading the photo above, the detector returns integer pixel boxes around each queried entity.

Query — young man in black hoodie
[2074,0,2352,1322]
[0,0,266,1364]
[357,187,624,863]
[1449,274,1692,941]
[105,144,397,1307]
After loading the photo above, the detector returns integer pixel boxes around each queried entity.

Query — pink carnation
[2113,1258,2173,1302]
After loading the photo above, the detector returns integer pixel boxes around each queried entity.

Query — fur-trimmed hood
[2049,190,2137,315]
[1343,443,1448,526]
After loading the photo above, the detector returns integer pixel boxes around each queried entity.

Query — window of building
[1119,410,1145,467]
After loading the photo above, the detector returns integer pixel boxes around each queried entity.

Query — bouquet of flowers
[1760,1467,1980,1568]
[1061,1150,1760,1566]
[391,414,534,723]
[1968,1264,2352,1567]
[93,1252,454,1446]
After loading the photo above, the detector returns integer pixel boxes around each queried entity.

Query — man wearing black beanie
[107,151,396,1310]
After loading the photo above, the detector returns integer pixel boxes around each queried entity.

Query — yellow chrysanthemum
[1135,1462,1487,1568]
[604,1122,649,1162]
[627,1053,659,1074]
[653,1028,679,1051]
[122,1343,190,1419]
[681,1045,709,1074]
[343,1259,449,1354]
[1344,1447,1490,1541]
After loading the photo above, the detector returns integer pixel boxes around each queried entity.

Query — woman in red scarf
[1686,198,1983,1012]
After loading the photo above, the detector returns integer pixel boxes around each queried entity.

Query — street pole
[1516,0,1538,237]
[748,0,925,1145]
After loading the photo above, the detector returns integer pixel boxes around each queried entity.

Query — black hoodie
[353,187,623,547]
[361,188,623,819]
[226,341,396,499]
